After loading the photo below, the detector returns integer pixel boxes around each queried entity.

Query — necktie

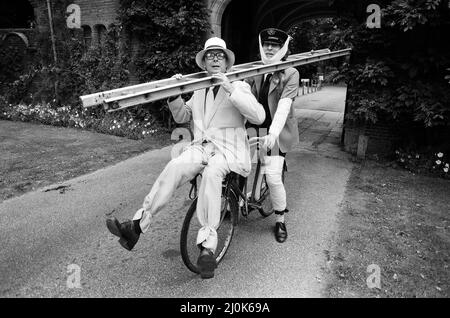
[259,74,272,101]
[212,85,219,98]
[257,73,273,128]
[204,86,220,121]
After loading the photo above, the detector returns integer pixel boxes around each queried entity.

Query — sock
[276,214,285,223]
[133,219,142,234]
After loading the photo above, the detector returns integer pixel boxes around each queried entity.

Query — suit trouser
[249,141,287,212]
[132,142,230,253]
[263,155,287,211]
[247,127,287,212]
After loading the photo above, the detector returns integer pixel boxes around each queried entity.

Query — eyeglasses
[205,52,226,60]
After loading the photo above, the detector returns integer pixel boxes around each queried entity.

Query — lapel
[195,89,206,131]
[204,86,226,128]
[268,72,280,96]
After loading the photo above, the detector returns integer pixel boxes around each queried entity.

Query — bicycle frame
[220,158,267,221]
[186,142,285,224]
[180,146,285,273]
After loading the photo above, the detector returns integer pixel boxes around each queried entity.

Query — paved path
[0,86,353,298]
[294,85,347,148]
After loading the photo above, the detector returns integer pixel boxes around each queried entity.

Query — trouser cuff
[274,208,289,215]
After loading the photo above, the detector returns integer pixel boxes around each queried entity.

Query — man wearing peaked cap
[260,28,289,46]
[258,28,291,64]
[246,27,300,244]
[106,37,265,279]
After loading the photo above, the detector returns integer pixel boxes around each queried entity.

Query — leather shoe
[196,248,217,279]
[274,222,287,243]
[106,217,140,251]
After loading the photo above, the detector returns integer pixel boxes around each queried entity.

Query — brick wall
[73,0,119,28]
[344,122,450,158]
[0,1,122,81]
[343,123,402,156]
[24,0,120,42]
[342,85,404,157]
[26,1,46,32]
[0,1,47,48]
[0,29,39,48]
[1,1,120,48]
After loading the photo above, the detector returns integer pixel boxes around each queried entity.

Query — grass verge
[324,160,450,297]
[0,120,173,202]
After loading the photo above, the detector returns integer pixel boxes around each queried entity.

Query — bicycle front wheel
[180,191,238,274]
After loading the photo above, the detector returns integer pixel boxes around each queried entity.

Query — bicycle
[179,139,287,274]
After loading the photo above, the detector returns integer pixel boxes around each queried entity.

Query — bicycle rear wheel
[180,191,238,274]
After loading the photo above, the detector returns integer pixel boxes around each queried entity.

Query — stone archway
[0,32,32,83]
[208,0,344,63]
[209,0,233,37]
[0,1,37,83]
[207,0,362,151]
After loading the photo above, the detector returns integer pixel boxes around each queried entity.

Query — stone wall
[343,123,402,157]
[72,0,119,28]
[1,1,120,50]
[0,1,123,81]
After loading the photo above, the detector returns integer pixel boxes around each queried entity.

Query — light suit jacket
[168,81,265,177]
[246,67,300,153]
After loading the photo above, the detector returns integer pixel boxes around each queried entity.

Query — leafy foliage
[0,101,167,140]
[289,1,450,165]
[1,0,130,108]
[288,18,353,80]
[0,0,210,134]
[395,149,450,179]
[118,0,210,82]
[335,0,450,128]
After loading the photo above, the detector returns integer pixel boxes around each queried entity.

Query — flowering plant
[0,101,166,140]
[395,149,449,179]
[432,152,449,176]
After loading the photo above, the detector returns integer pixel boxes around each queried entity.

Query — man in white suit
[106,37,265,279]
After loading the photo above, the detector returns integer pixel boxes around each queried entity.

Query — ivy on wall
[116,0,210,128]
[342,0,450,130]
[118,0,210,82]
[293,0,450,130]
[1,0,130,107]
[0,0,210,131]
[288,0,449,152]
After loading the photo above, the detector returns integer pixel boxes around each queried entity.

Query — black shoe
[196,248,217,279]
[106,217,140,251]
[275,222,287,243]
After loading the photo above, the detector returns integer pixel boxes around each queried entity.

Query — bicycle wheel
[180,191,238,274]
[258,161,287,217]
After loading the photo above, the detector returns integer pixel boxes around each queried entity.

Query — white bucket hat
[195,37,235,71]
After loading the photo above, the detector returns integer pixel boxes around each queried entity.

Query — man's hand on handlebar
[249,134,276,150]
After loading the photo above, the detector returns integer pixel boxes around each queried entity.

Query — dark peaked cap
[260,28,289,45]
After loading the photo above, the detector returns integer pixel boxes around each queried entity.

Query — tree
[340,0,450,130]
[119,0,210,81]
